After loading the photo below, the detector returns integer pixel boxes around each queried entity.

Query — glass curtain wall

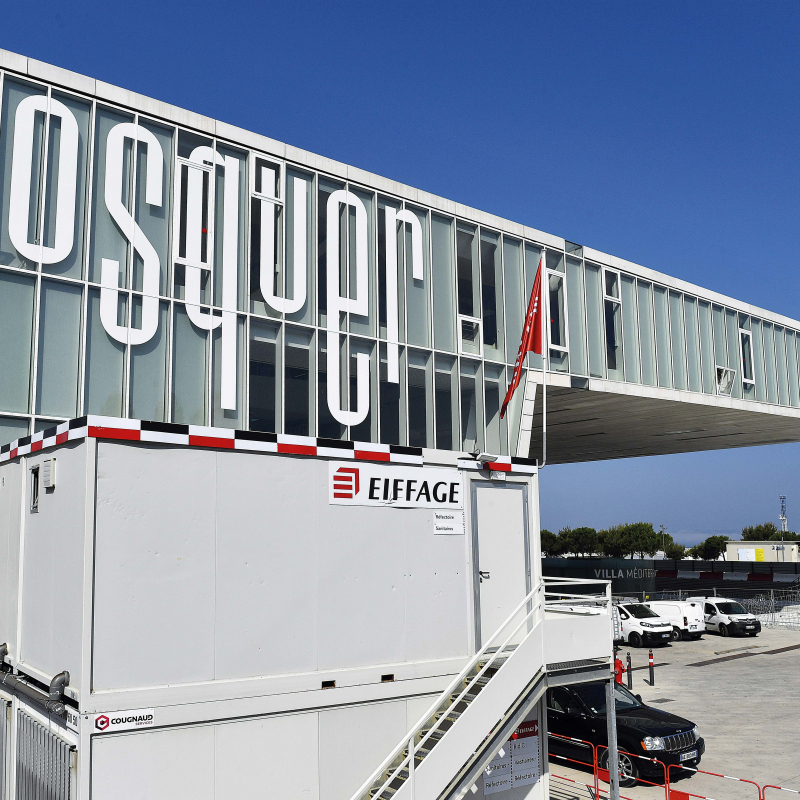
[2,69,800,451]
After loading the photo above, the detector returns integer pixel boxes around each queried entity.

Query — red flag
[500,258,543,418]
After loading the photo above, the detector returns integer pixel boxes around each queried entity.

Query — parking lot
[549,626,800,800]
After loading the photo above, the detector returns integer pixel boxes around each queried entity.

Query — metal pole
[648,650,654,686]
[541,256,547,468]
[626,653,632,690]
[605,678,620,800]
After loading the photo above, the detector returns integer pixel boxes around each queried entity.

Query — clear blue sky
[3,1,799,543]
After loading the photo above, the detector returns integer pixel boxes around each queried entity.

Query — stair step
[435,708,463,724]
[370,784,398,799]
[420,727,446,741]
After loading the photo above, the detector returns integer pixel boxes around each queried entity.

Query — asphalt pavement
[548,626,800,800]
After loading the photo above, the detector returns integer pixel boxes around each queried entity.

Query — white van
[646,600,705,641]
[612,602,673,647]
[688,596,762,637]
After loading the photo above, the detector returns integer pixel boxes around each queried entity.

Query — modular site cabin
[1,424,615,800]
[2,48,800,800]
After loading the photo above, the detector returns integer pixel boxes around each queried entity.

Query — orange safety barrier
[549,731,795,800]
[668,764,762,800]
[596,743,669,800]
[548,733,667,800]
[550,771,599,800]
[548,732,601,796]
[764,787,800,800]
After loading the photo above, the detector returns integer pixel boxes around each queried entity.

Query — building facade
[3,52,800,462]
[0,46,793,800]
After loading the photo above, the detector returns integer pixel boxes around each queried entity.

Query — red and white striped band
[0,416,538,474]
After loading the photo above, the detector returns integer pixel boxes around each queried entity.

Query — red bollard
[648,649,654,686]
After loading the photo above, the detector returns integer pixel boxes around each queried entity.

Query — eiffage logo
[333,467,360,499]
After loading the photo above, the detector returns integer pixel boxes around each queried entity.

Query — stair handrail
[350,580,545,800]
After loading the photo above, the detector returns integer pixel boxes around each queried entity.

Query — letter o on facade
[9,95,80,264]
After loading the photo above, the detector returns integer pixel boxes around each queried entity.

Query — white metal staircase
[350,582,546,800]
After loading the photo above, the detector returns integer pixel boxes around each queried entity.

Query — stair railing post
[409,735,415,800]
[605,678,620,800]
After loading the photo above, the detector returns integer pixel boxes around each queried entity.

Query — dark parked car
[547,681,705,787]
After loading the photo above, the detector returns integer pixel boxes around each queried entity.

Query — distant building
[726,541,799,562]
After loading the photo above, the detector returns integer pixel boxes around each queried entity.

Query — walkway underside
[526,383,800,464]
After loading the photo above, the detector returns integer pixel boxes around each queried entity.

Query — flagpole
[541,255,547,468]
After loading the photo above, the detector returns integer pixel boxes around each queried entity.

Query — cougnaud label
[329,462,462,509]
[93,708,155,734]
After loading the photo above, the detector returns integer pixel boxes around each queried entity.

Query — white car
[646,600,705,641]
[687,596,762,637]
[612,602,673,647]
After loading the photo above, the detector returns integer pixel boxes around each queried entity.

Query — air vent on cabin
[42,459,56,489]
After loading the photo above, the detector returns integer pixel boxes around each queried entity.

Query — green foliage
[664,541,686,560]
[741,523,799,542]
[596,522,662,558]
[741,522,779,541]
[556,526,598,557]
[570,526,599,556]
[688,535,729,561]
[540,529,562,557]
[626,521,661,557]
[597,525,631,557]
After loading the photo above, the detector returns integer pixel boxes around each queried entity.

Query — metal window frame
[602,267,624,380]
[3,64,800,452]
[545,250,569,358]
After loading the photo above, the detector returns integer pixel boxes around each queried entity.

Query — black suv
[547,681,705,787]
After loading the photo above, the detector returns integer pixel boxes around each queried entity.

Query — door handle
[479,571,491,582]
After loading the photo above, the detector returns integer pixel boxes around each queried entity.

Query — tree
[558,526,598,557]
[741,523,779,541]
[626,522,661,558]
[598,525,631,558]
[664,542,686,560]
[541,529,562,557]
[688,535,729,561]
[571,527,599,556]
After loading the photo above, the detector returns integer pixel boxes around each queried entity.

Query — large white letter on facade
[383,208,424,383]
[100,123,163,345]
[256,172,307,314]
[326,189,369,426]
[9,95,79,264]
[178,146,239,411]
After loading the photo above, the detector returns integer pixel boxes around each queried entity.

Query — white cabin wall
[92,445,218,689]
[318,700,408,800]
[92,442,471,691]
[89,698,428,800]
[0,460,23,661]
[529,470,542,587]
[19,443,87,684]
[91,725,216,800]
